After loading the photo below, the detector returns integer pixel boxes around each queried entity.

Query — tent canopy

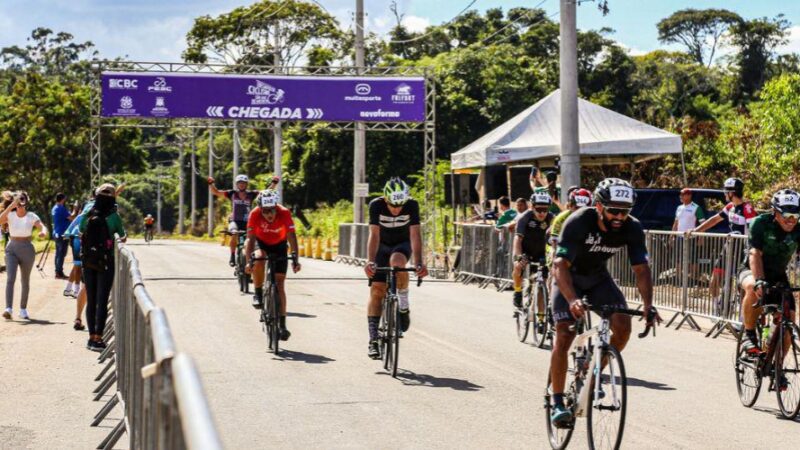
[450,89,682,170]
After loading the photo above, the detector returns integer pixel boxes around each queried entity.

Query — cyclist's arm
[631,263,654,309]
[748,248,765,281]
[367,225,380,263]
[244,233,255,265]
[513,233,524,259]
[693,214,722,233]
[208,182,226,198]
[553,257,578,303]
[410,224,423,266]
[287,231,299,257]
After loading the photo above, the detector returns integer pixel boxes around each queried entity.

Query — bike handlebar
[577,300,656,339]
[367,267,423,287]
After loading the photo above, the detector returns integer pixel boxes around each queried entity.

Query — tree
[657,9,741,67]
[183,0,342,66]
[0,27,98,84]
[727,16,790,103]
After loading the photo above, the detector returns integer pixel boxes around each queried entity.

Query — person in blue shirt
[51,193,76,279]
[63,199,93,330]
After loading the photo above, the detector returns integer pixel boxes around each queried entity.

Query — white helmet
[235,174,249,184]
[260,189,280,208]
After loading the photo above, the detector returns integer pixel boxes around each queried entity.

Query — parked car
[632,188,729,232]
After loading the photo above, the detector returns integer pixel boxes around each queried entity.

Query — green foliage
[656,9,741,66]
[296,200,352,239]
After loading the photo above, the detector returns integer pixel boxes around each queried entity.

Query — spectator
[51,193,75,279]
[672,188,704,232]
[0,191,12,272]
[506,197,529,233]
[494,196,517,230]
[529,167,563,213]
[64,200,92,330]
[0,192,48,320]
[80,184,126,351]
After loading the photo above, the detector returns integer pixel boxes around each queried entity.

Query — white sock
[398,289,410,311]
[65,282,74,291]
[74,285,82,296]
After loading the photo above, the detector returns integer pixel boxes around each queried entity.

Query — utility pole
[353,0,366,223]
[273,21,283,198]
[191,129,197,232]
[233,120,240,182]
[156,170,163,234]
[560,0,580,204]
[207,128,214,237]
[178,139,185,234]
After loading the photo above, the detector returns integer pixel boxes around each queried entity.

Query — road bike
[224,230,251,293]
[515,259,553,348]
[144,226,154,244]
[370,267,422,378]
[544,300,655,450]
[251,253,288,355]
[734,283,800,419]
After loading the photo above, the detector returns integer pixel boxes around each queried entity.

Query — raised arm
[207,177,227,198]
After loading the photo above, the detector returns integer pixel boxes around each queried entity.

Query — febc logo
[355,83,371,95]
[391,83,415,104]
[148,77,172,93]
[109,79,138,89]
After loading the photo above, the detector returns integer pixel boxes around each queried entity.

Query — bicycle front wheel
[516,301,529,343]
[734,327,762,407]
[270,282,280,354]
[544,374,574,450]
[775,322,800,419]
[530,282,549,348]
[586,345,626,450]
[381,297,394,372]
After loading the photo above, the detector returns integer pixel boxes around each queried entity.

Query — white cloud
[780,25,800,55]
[616,42,648,57]
[401,15,430,33]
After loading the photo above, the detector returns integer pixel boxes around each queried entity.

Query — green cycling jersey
[743,213,800,282]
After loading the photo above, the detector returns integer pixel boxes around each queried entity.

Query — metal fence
[91,243,223,450]
[337,223,370,265]
[454,223,800,337]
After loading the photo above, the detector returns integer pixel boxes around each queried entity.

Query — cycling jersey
[247,205,295,246]
[549,209,573,243]
[556,207,648,276]
[368,197,420,247]
[718,201,757,235]
[515,210,554,261]
[225,190,259,223]
[495,209,518,229]
[743,213,800,282]
[144,218,154,226]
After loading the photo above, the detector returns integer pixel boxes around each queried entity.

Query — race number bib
[609,186,633,203]
[390,192,407,204]
[532,192,551,204]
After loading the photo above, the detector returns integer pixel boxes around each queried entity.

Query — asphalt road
[129,239,798,449]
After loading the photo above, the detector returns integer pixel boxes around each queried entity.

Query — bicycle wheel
[381,296,393,371]
[390,298,400,377]
[734,326,762,407]
[271,282,280,354]
[544,374,574,450]
[262,284,274,351]
[516,298,529,343]
[586,345,627,450]
[531,282,549,348]
[775,322,800,419]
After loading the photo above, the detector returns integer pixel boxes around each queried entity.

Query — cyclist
[548,178,660,427]
[692,177,757,302]
[738,189,800,355]
[143,214,155,238]
[512,191,555,309]
[208,174,262,266]
[244,189,300,341]
[548,187,592,247]
[364,178,428,360]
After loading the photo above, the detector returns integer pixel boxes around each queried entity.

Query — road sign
[355,183,369,197]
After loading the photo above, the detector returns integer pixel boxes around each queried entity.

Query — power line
[384,0,479,44]
[478,0,549,46]
[482,9,559,47]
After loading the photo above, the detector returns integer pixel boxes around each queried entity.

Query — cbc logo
[109,79,138,89]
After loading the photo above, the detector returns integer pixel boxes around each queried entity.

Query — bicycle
[251,253,289,355]
[515,259,552,348]
[369,267,422,378]
[544,300,655,450]
[224,230,250,293]
[144,227,154,244]
[734,283,800,419]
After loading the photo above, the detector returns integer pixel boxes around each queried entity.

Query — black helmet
[723,177,744,196]
[594,178,636,207]
[771,189,800,214]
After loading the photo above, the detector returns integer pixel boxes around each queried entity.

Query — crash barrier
[336,223,371,266]
[455,224,800,338]
[91,243,222,450]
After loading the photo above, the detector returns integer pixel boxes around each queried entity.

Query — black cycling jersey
[514,210,554,261]
[368,197,420,247]
[225,190,259,222]
[556,207,648,275]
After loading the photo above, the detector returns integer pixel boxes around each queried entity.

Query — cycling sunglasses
[533,207,549,214]
[604,207,631,217]
[262,207,277,215]
[780,211,800,220]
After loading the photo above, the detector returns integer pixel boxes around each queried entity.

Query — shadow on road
[274,350,335,364]
[380,369,484,391]
[287,312,317,318]
[753,405,800,422]
[18,318,65,326]
[626,376,675,391]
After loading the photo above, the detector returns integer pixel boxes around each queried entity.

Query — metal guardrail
[454,223,800,338]
[91,243,223,450]
[336,223,370,266]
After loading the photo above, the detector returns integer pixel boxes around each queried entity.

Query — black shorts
[372,241,412,283]
[552,272,628,323]
[737,269,796,311]
[230,219,248,233]
[255,239,289,274]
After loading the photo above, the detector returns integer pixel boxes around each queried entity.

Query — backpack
[81,210,113,271]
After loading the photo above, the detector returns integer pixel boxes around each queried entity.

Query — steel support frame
[89,61,438,268]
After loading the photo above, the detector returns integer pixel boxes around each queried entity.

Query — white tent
[450,89,683,170]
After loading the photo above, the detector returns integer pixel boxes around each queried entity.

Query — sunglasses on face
[534,207,549,214]
[263,208,277,215]
[605,207,631,217]
[780,211,800,220]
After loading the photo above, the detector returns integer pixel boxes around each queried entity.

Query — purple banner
[101,72,425,122]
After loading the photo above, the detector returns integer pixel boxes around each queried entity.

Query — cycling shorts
[229,219,248,234]
[372,241,412,283]
[255,239,289,274]
[737,269,796,311]
[552,271,627,323]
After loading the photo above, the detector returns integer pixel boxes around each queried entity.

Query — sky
[1,0,799,62]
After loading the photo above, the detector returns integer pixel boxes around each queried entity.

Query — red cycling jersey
[247,205,295,245]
